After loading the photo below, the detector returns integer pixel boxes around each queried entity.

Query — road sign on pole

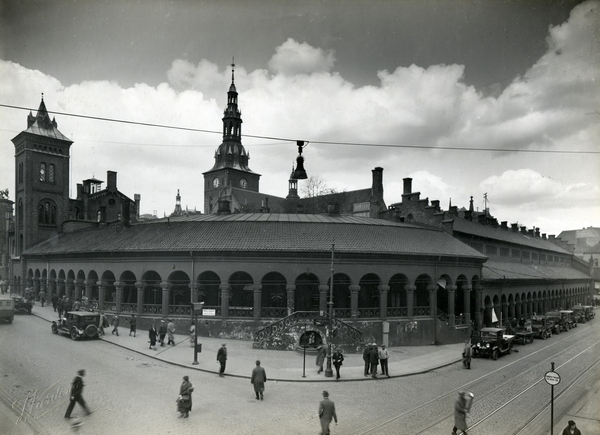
[544,371,561,385]
[546,362,560,435]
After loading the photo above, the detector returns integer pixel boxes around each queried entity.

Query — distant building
[555,227,600,258]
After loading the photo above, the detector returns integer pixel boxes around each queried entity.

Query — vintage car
[560,310,577,329]
[471,327,515,360]
[51,311,101,340]
[546,311,570,333]
[572,305,595,323]
[530,315,553,339]
[505,318,534,344]
[11,295,33,314]
[0,294,14,324]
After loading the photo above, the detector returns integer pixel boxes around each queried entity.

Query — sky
[0,0,598,237]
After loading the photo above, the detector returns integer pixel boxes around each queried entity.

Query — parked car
[471,327,515,360]
[506,318,534,344]
[546,311,570,333]
[51,311,101,340]
[11,295,33,314]
[530,315,553,340]
[0,294,14,324]
[572,305,587,323]
[560,310,577,329]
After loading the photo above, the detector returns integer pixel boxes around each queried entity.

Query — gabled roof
[24,213,487,260]
[450,217,570,254]
[21,99,72,143]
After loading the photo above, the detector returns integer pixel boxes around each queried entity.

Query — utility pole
[325,243,335,378]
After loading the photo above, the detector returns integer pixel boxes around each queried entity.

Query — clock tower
[203,61,260,213]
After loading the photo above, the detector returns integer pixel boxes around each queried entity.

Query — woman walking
[177,376,194,418]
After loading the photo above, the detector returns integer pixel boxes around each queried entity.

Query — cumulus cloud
[267,38,336,76]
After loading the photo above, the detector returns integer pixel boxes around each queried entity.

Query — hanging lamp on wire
[291,140,308,179]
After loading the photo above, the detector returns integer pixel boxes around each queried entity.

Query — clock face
[213,178,220,188]
[239,178,248,189]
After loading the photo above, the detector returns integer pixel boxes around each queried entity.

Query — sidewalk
[34,304,462,382]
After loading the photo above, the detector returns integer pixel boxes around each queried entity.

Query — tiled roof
[451,217,570,254]
[24,213,487,260]
[482,260,590,281]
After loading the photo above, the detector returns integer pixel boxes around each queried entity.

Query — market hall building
[6,79,593,348]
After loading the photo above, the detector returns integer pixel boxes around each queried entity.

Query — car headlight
[485,343,490,348]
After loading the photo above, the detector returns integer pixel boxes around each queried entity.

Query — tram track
[356,323,599,435]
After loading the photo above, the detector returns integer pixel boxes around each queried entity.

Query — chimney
[371,167,384,200]
[520,226,527,234]
[549,235,556,241]
[403,178,412,195]
[535,228,540,238]
[431,200,440,211]
[542,233,547,240]
[77,183,83,200]
[134,194,141,220]
[501,221,508,230]
[478,214,486,224]
[528,229,534,237]
[511,223,519,232]
[107,171,117,192]
[217,198,231,215]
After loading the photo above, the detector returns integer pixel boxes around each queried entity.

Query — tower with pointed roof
[203,61,261,213]
[12,97,73,254]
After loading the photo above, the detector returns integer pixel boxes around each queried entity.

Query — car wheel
[85,324,98,338]
[51,323,58,334]
[70,328,79,340]
[542,331,547,340]
[492,349,499,360]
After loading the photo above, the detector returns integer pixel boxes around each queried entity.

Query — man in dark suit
[217,343,227,376]
[318,390,337,435]
[64,370,92,419]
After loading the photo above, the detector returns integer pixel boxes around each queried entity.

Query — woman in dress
[177,376,194,418]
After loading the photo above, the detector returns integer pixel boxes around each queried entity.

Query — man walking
[378,344,390,377]
[318,390,337,435]
[316,344,327,374]
[217,343,227,376]
[38,290,46,307]
[167,319,176,345]
[332,348,344,380]
[158,320,167,346]
[111,314,119,336]
[64,370,92,419]
[250,360,267,400]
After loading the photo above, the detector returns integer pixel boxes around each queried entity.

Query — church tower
[12,97,73,255]
[203,60,260,213]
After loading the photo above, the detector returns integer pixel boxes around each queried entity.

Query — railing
[104,302,116,312]
[169,305,191,316]
[253,311,365,345]
[437,308,449,322]
[413,306,431,316]
[142,304,162,314]
[229,306,253,317]
[333,308,351,318]
[357,308,380,318]
[120,303,137,313]
[260,307,288,318]
[387,307,408,317]
[455,314,467,326]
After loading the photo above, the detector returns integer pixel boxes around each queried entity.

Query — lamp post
[325,243,335,378]
[192,302,204,365]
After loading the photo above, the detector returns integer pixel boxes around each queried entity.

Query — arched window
[45,202,50,223]
[40,163,46,182]
[38,205,45,223]
[49,164,55,183]
[97,210,102,222]
[51,206,56,224]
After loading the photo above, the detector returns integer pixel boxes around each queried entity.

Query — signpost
[544,362,561,435]
[299,330,323,378]
[192,302,204,365]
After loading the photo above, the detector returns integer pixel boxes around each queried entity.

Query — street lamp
[291,141,308,180]
[192,302,204,365]
[325,243,335,378]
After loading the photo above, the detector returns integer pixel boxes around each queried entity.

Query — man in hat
[452,391,471,434]
[158,320,167,346]
[369,343,380,378]
[562,420,581,435]
[64,370,92,419]
[217,343,227,376]
[318,390,337,435]
[250,360,267,400]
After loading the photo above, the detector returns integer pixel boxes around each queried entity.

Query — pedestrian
[98,311,106,336]
[369,343,380,378]
[316,344,327,374]
[167,319,176,345]
[148,324,158,350]
[362,343,372,376]
[318,390,337,435]
[250,360,267,400]
[189,322,196,347]
[462,340,472,370]
[158,320,167,346]
[39,290,46,307]
[332,348,344,380]
[57,297,64,318]
[111,314,119,336]
[378,344,390,377]
[176,375,194,418]
[64,297,73,313]
[52,294,58,312]
[562,420,581,435]
[128,314,137,337]
[452,391,473,434]
[64,370,92,419]
[217,343,227,376]
[72,299,81,311]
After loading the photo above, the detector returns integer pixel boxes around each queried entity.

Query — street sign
[544,371,561,385]
[202,309,216,316]
[192,302,204,312]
